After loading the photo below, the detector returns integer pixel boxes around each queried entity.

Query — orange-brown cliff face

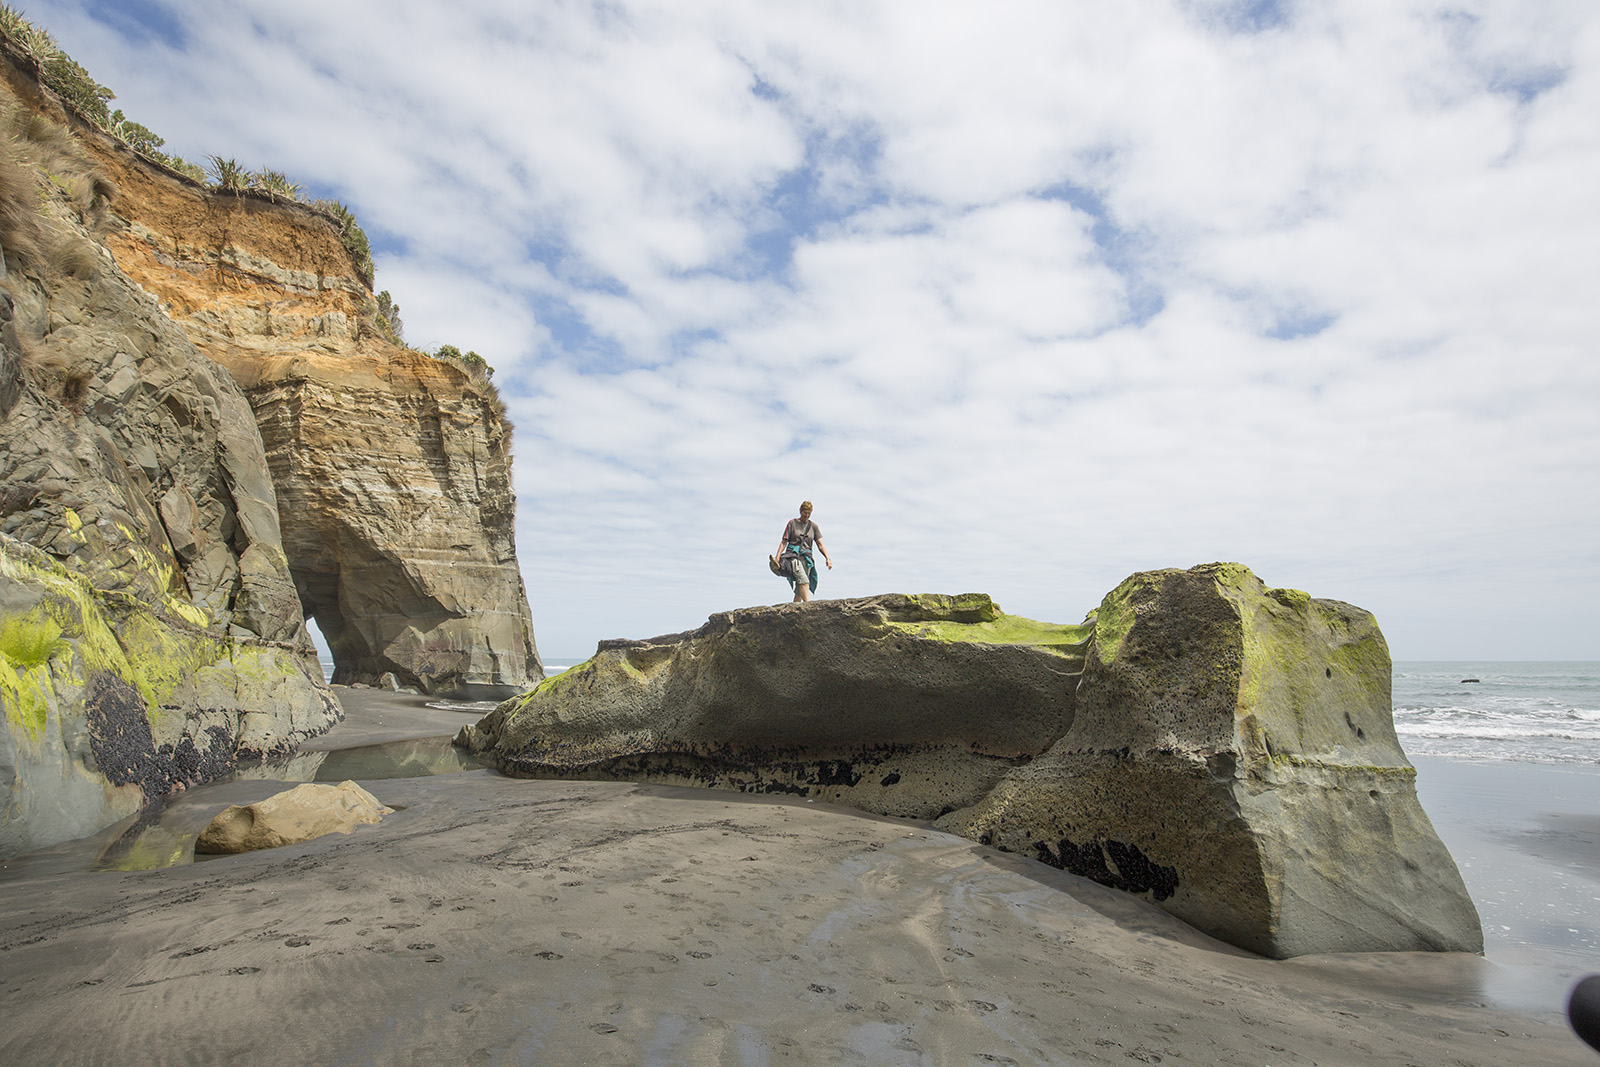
[74,110,541,695]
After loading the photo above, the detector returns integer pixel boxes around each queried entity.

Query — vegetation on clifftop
[0,92,116,290]
[0,5,509,393]
[0,4,376,288]
[435,344,495,381]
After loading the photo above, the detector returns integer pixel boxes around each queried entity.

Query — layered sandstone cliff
[0,39,540,856]
[0,71,339,855]
[52,68,541,696]
[223,351,536,696]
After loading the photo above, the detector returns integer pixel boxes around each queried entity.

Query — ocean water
[1392,661,1600,764]
[1394,664,1600,995]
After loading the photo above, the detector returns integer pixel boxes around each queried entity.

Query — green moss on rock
[1088,574,1157,664]
[886,612,1091,655]
[0,613,66,669]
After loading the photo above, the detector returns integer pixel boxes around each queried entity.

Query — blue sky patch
[1036,180,1165,327]
[82,0,185,51]
[1266,310,1336,340]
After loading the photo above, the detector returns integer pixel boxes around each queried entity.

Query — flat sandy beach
[1,690,1595,1066]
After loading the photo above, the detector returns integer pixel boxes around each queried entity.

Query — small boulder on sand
[195,781,393,854]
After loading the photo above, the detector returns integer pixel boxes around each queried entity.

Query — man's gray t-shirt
[783,518,821,551]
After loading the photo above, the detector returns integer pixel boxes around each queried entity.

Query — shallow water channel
[0,690,494,881]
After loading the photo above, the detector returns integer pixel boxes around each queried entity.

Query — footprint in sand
[169,946,214,959]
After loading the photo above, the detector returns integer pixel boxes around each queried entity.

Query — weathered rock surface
[78,122,540,696]
[0,68,339,857]
[940,563,1481,957]
[194,779,391,854]
[218,350,537,696]
[460,567,1482,958]
[457,594,1090,818]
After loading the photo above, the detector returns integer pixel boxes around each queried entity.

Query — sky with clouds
[26,0,1600,659]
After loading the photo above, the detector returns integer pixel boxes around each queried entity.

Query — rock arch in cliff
[238,350,543,698]
[74,128,543,698]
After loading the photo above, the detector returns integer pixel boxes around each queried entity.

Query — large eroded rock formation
[0,73,340,856]
[218,351,536,696]
[69,78,539,696]
[462,594,1090,818]
[940,563,1480,957]
[458,565,1481,958]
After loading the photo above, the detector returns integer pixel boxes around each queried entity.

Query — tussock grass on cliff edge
[0,98,112,273]
[0,5,504,393]
[0,94,116,397]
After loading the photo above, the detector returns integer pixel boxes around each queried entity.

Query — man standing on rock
[773,500,832,603]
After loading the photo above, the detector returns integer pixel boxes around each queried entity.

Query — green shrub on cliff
[108,110,162,155]
[205,156,248,193]
[311,199,376,290]
[0,7,112,126]
[435,344,495,380]
[252,168,300,202]
[104,111,201,180]
[375,290,404,343]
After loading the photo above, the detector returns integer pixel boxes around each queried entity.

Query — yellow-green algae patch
[0,613,67,669]
[1212,563,1396,764]
[503,656,598,718]
[0,612,72,738]
[887,612,1092,656]
[0,535,227,722]
[106,519,214,630]
[1089,569,1172,664]
[111,611,226,717]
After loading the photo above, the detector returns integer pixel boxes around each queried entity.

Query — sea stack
[81,112,540,698]
[460,564,1482,958]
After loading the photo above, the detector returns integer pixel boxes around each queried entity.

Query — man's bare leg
[793,577,810,603]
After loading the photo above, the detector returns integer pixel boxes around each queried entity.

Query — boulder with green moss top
[936,562,1481,958]
[456,594,1090,819]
